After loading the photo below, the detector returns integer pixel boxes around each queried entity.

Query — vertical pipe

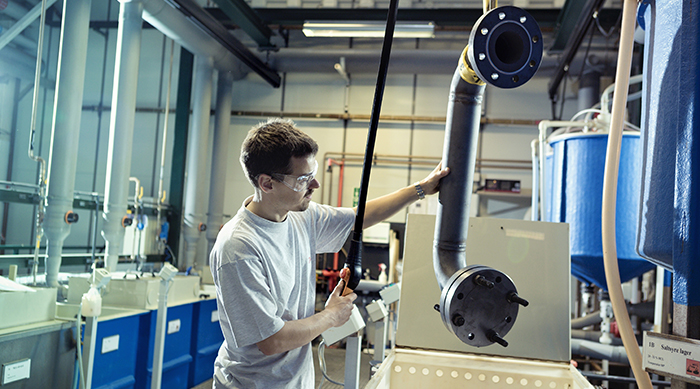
[102,0,144,272]
[183,55,213,271]
[82,316,98,389]
[344,334,362,389]
[151,278,169,389]
[432,67,485,289]
[42,0,92,287]
[205,70,233,262]
[166,48,195,263]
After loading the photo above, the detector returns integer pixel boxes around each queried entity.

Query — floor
[191,342,373,388]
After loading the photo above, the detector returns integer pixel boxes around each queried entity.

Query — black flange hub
[468,6,543,89]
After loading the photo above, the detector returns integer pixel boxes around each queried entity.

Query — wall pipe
[206,70,233,261]
[600,0,652,386]
[42,0,92,289]
[156,40,175,245]
[571,338,632,365]
[182,55,213,271]
[25,0,50,286]
[102,0,144,272]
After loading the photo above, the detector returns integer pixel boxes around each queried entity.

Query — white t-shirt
[210,198,355,388]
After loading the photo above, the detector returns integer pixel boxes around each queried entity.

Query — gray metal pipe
[42,0,92,288]
[141,0,247,77]
[432,68,485,289]
[257,48,611,76]
[182,55,213,271]
[206,71,233,263]
[571,338,633,365]
[102,0,144,272]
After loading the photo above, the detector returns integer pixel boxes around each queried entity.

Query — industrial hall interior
[1,0,698,388]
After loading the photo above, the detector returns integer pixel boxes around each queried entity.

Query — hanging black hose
[341,0,400,295]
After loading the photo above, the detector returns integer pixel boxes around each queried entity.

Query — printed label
[644,332,700,384]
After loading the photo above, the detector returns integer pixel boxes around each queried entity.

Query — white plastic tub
[366,349,594,389]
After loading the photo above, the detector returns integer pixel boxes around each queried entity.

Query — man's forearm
[359,185,420,228]
[256,310,335,355]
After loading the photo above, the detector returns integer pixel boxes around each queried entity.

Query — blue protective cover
[189,299,224,387]
[135,303,194,389]
[546,133,655,289]
[640,0,700,305]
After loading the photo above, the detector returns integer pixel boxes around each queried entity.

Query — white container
[67,274,200,310]
[0,287,57,330]
[366,348,593,389]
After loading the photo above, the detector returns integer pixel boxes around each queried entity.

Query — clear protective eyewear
[271,160,318,192]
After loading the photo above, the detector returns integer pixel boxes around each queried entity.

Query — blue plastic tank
[545,132,655,288]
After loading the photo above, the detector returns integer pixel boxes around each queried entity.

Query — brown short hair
[240,118,319,187]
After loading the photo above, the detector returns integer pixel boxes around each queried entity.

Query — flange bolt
[487,329,509,347]
[474,275,495,289]
[507,291,530,307]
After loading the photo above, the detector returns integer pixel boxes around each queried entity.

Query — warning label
[688,359,700,377]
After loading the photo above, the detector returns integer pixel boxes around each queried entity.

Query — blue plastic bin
[545,132,655,288]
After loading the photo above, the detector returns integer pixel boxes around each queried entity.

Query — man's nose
[309,178,320,189]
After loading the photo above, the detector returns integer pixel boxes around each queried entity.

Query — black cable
[343,0,400,291]
[353,0,400,234]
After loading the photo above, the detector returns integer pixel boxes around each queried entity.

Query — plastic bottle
[378,263,388,284]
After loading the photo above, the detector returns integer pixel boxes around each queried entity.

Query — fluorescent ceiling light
[302,21,435,38]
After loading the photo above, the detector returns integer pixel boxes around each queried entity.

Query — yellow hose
[601,0,653,387]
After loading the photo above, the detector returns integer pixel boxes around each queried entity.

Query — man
[210,118,448,388]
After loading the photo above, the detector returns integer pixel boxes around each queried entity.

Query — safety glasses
[271,160,318,192]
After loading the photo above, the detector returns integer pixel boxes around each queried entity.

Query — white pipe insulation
[206,71,233,261]
[140,0,247,77]
[42,0,92,288]
[102,0,144,272]
[182,56,213,271]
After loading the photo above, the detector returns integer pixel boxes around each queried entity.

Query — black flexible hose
[343,0,400,292]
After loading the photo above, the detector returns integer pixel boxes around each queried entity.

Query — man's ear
[257,174,275,193]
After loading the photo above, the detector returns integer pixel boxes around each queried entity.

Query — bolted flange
[438,264,525,347]
[467,6,543,89]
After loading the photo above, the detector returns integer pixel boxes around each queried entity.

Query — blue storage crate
[545,132,655,289]
[189,298,224,387]
[134,303,194,389]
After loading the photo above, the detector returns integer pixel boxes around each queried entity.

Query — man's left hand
[418,162,450,195]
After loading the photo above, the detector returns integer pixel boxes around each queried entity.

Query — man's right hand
[324,268,357,327]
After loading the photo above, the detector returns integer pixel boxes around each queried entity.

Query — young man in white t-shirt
[210,118,448,388]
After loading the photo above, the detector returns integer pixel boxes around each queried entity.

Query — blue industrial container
[189,298,224,387]
[639,0,700,306]
[91,311,147,389]
[134,303,194,389]
[545,132,655,288]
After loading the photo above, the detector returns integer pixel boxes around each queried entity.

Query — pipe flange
[439,264,524,347]
[468,6,542,89]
